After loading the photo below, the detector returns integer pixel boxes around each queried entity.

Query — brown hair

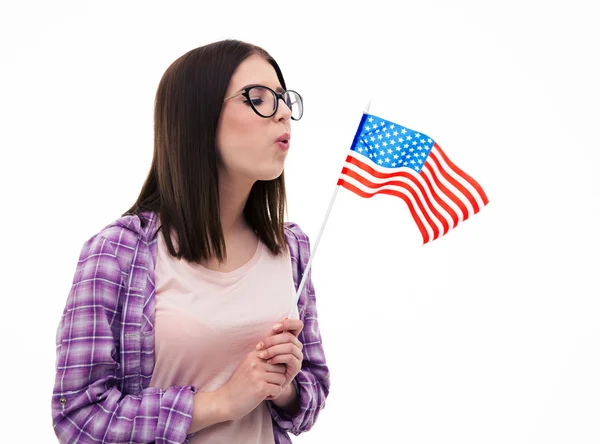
[124,39,288,263]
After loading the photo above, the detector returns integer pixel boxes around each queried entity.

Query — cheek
[218,114,267,162]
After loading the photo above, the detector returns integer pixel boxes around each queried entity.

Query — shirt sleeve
[52,232,196,444]
[268,223,331,435]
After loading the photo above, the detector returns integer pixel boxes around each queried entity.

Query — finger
[263,382,284,399]
[264,363,286,374]
[256,332,303,352]
[266,353,302,369]
[264,370,287,386]
[272,318,304,337]
[259,343,303,362]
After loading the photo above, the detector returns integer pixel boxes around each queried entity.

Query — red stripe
[337,179,430,244]
[429,147,479,214]
[426,151,475,219]
[418,168,460,229]
[421,162,468,221]
[341,161,442,239]
[344,155,450,236]
[434,143,489,206]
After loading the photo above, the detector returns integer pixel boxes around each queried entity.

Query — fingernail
[260,351,267,359]
[273,323,282,330]
[256,342,263,350]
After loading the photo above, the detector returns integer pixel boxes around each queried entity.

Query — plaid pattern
[52,211,330,443]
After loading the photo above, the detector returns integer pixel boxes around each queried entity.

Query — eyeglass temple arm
[223,90,245,102]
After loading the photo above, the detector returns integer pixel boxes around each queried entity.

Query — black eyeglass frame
[223,85,304,121]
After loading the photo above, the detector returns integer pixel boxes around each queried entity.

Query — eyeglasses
[223,85,303,121]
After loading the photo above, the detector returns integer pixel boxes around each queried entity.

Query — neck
[218,170,255,237]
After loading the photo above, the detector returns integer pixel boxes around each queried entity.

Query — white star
[421,152,426,157]
[398,137,404,143]
[382,141,388,147]
[390,140,396,145]
[358,147,363,152]
[393,131,398,136]
[370,136,375,142]
[415,133,421,138]
[403,161,408,165]
[418,159,423,164]
[365,125,371,131]
[372,123,378,128]
[406,154,412,159]
[415,166,420,171]
[379,150,385,155]
[368,117,373,122]
[373,152,378,157]
[406,135,412,141]
[401,129,407,134]
[393,154,399,159]
[378,159,383,164]
[395,146,401,151]
[409,148,415,152]
[387,148,392,154]
[369,153,373,158]
[385,132,391,138]
[390,124,395,129]
[410,160,415,164]
[427,138,432,143]
[385,157,390,163]
[378,134,383,140]
[392,162,397,167]
[401,151,406,156]
[374,143,380,149]
[404,143,409,148]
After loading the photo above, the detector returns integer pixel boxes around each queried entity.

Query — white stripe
[419,164,465,224]
[430,146,486,216]
[345,152,456,233]
[424,150,473,219]
[339,172,435,242]
[344,151,457,237]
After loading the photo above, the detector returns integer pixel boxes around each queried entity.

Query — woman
[51,39,330,444]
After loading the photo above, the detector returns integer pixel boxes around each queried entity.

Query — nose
[273,96,292,122]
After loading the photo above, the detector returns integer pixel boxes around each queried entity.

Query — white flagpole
[289,101,371,317]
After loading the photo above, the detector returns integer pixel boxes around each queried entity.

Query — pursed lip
[276,133,290,143]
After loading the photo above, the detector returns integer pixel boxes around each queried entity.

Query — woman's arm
[52,233,199,443]
[267,224,331,435]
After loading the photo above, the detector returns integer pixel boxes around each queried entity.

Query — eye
[243,98,265,106]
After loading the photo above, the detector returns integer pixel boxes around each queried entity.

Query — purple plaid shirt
[52,211,330,443]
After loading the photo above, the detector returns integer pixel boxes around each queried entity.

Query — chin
[255,162,285,182]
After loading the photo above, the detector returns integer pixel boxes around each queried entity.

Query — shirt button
[59,397,67,406]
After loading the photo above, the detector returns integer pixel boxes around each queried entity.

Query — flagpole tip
[364,100,371,114]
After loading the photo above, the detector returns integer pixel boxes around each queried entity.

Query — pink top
[150,230,299,444]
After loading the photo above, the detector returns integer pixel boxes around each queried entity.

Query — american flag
[337,113,489,244]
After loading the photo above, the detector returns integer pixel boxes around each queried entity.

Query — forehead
[227,55,283,93]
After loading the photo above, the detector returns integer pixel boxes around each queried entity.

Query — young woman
[51,39,330,444]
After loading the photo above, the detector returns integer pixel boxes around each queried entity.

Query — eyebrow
[240,83,284,93]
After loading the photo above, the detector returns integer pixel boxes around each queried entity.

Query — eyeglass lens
[247,86,303,120]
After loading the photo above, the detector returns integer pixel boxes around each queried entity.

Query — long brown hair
[124,39,288,263]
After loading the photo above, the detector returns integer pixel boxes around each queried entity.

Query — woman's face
[216,55,292,184]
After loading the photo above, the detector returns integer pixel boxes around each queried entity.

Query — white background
[1,0,599,442]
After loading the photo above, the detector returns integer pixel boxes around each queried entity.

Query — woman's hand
[219,349,287,421]
[256,318,304,400]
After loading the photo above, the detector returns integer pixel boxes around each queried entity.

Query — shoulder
[78,211,158,271]
[284,222,310,244]
[91,211,157,245]
[283,222,311,264]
